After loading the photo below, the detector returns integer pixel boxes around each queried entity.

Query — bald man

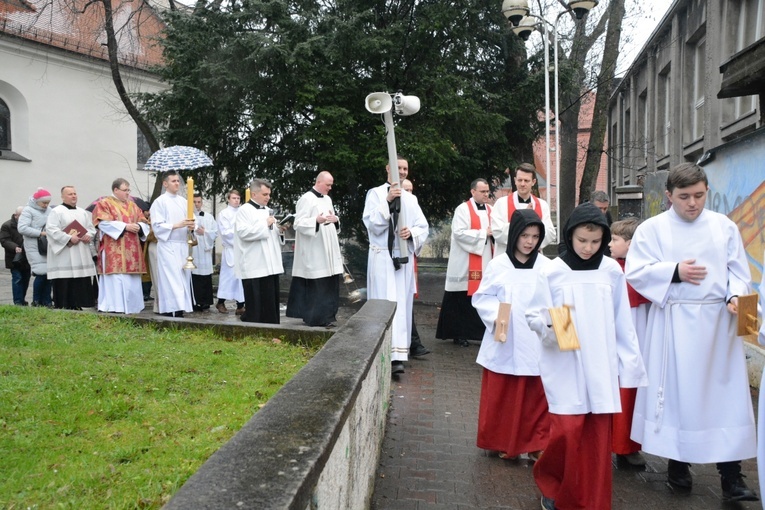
[286,171,343,327]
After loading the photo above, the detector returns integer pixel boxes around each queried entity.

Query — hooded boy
[526,202,647,510]
[473,209,551,461]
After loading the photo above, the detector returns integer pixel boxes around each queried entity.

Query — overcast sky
[616,0,672,76]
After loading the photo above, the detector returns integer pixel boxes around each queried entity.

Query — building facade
[608,0,765,285]
[0,0,167,235]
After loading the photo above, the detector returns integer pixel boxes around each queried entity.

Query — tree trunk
[579,0,626,205]
[101,0,163,201]
[556,19,591,231]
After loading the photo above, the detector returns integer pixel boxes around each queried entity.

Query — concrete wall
[163,299,395,510]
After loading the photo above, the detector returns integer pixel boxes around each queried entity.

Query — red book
[64,219,88,238]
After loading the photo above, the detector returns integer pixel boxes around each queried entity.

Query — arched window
[0,98,9,151]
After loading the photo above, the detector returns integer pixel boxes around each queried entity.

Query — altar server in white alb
[473,208,550,461]
[150,171,195,318]
[235,178,284,324]
[436,178,493,347]
[625,163,758,502]
[286,171,343,327]
[46,185,98,309]
[491,163,556,256]
[216,190,245,314]
[363,156,429,375]
[190,193,218,311]
[525,202,647,510]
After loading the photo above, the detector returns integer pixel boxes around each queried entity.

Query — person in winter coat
[0,206,31,305]
[17,188,53,306]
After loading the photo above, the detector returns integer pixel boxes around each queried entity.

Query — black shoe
[667,459,692,490]
[453,338,470,347]
[410,344,431,357]
[722,474,759,502]
[391,361,405,374]
[174,311,184,318]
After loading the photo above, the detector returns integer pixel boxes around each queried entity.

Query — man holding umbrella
[150,171,195,317]
[143,145,214,318]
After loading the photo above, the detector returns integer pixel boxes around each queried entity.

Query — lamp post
[501,0,598,234]
[364,91,421,265]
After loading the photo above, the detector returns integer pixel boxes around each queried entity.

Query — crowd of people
[2,159,764,509]
[0,171,344,327]
[406,161,758,510]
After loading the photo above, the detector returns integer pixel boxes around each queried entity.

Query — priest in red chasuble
[92,178,149,314]
[436,178,493,347]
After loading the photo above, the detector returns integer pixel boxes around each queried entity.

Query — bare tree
[578,0,626,204]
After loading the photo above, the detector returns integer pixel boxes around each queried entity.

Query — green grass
[0,306,317,509]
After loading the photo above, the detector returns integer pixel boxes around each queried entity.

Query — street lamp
[365,91,420,265]
[502,0,598,235]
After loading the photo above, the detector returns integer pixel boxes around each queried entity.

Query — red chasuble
[92,197,148,275]
[466,200,491,296]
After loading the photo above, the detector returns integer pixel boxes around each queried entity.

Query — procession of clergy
[427,160,764,510]
[16,157,765,509]
[18,170,342,328]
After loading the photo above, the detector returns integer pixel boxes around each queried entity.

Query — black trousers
[241,274,280,324]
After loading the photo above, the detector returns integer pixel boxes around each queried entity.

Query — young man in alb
[626,163,758,502]
[491,163,556,256]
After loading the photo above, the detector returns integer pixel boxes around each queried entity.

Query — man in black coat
[0,206,31,305]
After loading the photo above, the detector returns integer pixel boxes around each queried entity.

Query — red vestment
[477,369,549,457]
[533,413,613,510]
[92,197,147,275]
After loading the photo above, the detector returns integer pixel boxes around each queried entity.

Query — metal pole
[553,16,562,236]
[382,109,409,264]
[542,21,552,206]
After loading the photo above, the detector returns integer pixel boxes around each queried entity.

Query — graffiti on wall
[643,170,670,218]
[703,134,765,292]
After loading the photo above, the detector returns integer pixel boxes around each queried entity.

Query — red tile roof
[0,0,166,70]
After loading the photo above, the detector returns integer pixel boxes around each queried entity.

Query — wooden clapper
[549,305,580,351]
[737,293,760,336]
[494,303,511,342]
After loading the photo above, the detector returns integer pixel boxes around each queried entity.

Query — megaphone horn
[394,93,420,116]
[365,92,393,114]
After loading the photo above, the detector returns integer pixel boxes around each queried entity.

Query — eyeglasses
[118,188,131,193]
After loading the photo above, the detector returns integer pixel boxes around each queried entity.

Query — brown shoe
[235,307,245,316]
[216,302,228,314]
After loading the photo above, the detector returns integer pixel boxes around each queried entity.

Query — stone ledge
[163,299,395,510]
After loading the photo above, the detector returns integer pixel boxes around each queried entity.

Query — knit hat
[32,188,52,202]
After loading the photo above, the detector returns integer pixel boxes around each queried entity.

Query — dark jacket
[0,213,31,271]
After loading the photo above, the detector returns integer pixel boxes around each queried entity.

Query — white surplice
[625,208,756,463]
[291,190,343,279]
[234,203,283,279]
[46,205,97,280]
[444,199,493,292]
[491,192,556,256]
[97,220,149,314]
[363,183,429,361]
[473,253,550,375]
[217,206,245,301]
[525,257,648,415]
[150,192,193,314]
[191,211,218,276]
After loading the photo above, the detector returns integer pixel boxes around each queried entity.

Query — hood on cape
[506,209,545,268]
[559,202,610,271]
